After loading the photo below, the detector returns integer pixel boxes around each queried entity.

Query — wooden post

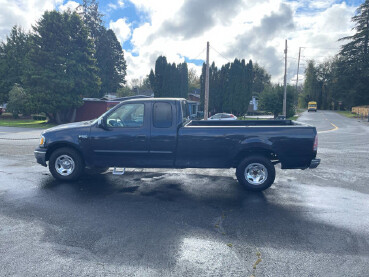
[204,42,210,120]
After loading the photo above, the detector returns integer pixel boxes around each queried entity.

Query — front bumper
[34,148,47,167]
[309,158,320,169]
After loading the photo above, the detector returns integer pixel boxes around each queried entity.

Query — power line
[209,45,232,63]
[191,48,206,61]
[302,46,340,50]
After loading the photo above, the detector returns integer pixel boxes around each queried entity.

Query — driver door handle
[136,135,146,140]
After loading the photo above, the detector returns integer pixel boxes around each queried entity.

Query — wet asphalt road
[0,111,369,277]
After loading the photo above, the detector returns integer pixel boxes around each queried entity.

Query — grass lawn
[0,118,56,129]
[288,115,299,121]
[335,111,358,118]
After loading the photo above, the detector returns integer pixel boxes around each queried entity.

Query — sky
[0,0,365,86]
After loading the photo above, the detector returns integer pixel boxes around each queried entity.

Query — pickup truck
[34,98,320,191]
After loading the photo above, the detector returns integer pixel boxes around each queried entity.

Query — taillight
[313,135,318,151]
[230,114,235,117]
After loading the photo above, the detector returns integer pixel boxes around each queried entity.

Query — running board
[113,167,125,175]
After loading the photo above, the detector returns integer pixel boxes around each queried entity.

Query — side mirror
[97,117,108,130]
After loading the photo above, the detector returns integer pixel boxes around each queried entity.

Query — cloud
[0,0,62,40]
[0,0,359,85]
[225,3,295,76]
[109,18,132,44]
[58,1,80,13]
[108,3,118,10]
[124,0,357,84]
[118,0,124,8]
[154,0,245,40]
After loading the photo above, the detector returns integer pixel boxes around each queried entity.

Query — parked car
[34,98,320,191]
[0,104,6,115]
[208,113,237,120]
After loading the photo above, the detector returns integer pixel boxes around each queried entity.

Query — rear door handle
[136,135,146,140]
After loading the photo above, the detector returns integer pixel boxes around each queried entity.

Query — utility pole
[283,39,287,117]
[204,41,210,120]
[295,47,302,93]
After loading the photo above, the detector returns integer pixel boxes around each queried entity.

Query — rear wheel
[49,147,84,181]
[236,155,275,191]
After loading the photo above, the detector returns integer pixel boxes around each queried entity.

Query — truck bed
[187,120,304,127]
[178,119,316,169]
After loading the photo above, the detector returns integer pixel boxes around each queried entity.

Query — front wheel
[49,147,84,181]
[236,156,275,191]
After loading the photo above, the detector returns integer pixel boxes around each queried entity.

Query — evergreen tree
[200,63,206,107]
[200,59,269,115]
[259,85,295,118]
[80,0,127,96]
[96,29,127,95]
[80,0,103,42]
[302,61,321,108]
[24,11,100,123]
[0,26,30,103]
[338,0,369,106]
[149,56,188,98]
[252,63,271,95]
[178,62,189,98]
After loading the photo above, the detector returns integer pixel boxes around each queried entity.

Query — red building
[75,96,149,122]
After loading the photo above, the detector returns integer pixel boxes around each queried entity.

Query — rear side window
[181,101,189,122]
[153,102,172,128]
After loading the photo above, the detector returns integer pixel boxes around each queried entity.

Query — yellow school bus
[308,101,317,112]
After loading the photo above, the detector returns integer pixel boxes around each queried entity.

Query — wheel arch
[233,147,279,168]
[46,142,84,162]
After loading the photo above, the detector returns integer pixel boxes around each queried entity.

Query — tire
[49,147,84,181]
[236,155,275,191]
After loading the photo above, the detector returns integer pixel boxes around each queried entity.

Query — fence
[352,106,369,117]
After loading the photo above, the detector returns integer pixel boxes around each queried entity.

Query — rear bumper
[309,159,320,169]
[34,148,47,167]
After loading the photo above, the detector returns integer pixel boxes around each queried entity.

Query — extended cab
[35,98,320,191]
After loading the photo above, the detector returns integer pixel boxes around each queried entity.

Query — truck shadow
[2,169,368,272]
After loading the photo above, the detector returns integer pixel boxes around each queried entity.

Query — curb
[0,137,39,140]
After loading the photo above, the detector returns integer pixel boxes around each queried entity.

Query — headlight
[39,135,46,147]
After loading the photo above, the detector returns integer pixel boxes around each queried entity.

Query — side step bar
[113,167,125,175]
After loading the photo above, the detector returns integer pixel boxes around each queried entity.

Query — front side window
[106,103,144,128]
[153,102,172,128]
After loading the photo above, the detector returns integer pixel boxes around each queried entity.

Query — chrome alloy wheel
[55,155,75,176]
[244,163,268,185]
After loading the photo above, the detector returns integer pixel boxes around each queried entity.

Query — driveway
[0,111,368,276]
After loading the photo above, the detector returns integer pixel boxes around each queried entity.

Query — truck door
[89,102,150,167]
[148,101,177,167]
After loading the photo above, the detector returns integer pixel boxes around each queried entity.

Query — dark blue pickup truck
[34,98,320,191]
